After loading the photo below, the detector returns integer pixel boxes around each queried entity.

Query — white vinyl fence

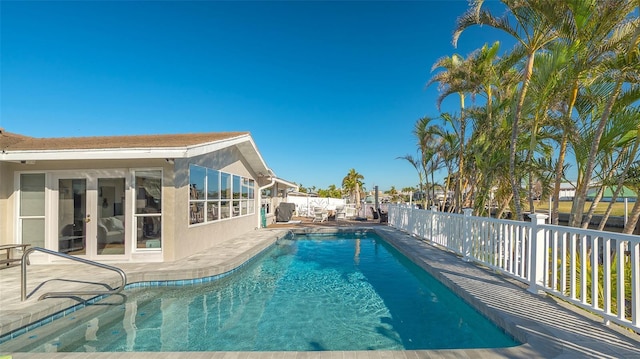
[388,204,640,333]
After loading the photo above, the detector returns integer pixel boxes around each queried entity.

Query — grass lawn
[529,200,633,217]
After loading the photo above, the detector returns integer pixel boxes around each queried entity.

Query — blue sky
[1,1,512,192]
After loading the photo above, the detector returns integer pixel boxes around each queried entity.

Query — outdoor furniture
[0,243,30,269]
[345,205,357,219]
[378,208,388,223]
[276,202,296,222]
[335,206,346,220]
[312,207,328,223]
[370,206,379,220]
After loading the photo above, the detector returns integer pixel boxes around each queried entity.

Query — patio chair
[312,207,328,223]
[335,205,346,220]
[370,206,379,220]
[378,208,388,223]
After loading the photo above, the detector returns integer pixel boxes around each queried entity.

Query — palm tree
[568,12,640,227]
[397,154,425,203]
[385,186,401,203]
[522,42,570,215]
[454,0,562,220]
[429,53,478,212]
[598,115,640,230]
[342,169,364,211]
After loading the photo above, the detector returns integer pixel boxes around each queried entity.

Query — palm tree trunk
[552,135,569,224]
[526,119,539,216]
[623,200,640,234]
[496,193,514,219]
[569,79,624,227]
[457,95,466,213]
[510,52,536,221]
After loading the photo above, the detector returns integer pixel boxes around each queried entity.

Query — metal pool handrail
[21,247,127,301]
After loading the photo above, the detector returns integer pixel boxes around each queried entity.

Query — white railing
[388,204,640,333]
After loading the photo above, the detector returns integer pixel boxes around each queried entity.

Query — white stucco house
[0,129,296,264]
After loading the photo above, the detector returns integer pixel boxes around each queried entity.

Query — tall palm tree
[569,24,640,226]
[522,42,570,214]
[428,54,475,212]
[540,0,640,227]
[454,0,562,220]
[342,169,364,211]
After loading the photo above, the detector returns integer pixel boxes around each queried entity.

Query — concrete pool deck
[1,223,639,358]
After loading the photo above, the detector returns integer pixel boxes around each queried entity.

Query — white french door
[52,171,129,260]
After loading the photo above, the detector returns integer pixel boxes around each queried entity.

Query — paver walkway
[1,224,639,358]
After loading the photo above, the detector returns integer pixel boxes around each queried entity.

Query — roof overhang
[273,177,298,190]
[1,133,272,177]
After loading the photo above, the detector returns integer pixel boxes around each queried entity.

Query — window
[206,169,219,221]
[232,175,241,217]
[220,172,231,219]
[134,170,162,249]
[19,173,45,247]
[188,165,255,225]
[189,165,206,224]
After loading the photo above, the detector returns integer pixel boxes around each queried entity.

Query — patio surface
[1,218,639,358]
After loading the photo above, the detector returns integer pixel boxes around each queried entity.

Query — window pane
[189,165,206,200]
[190,202,204,224]
[20,173,45,216]
[232,201,240,217]
[21,218,44,247]
[241,200,248,215]
[207,169,220,200]
[248,179,255,199]
[136,171,162,214]
[242,182,249,199]
[207,201,218,221]
[248,200,255,215]
[98,178,126,256]
[221,173,231,200]
[220,201,230,219]
[233,175,241,199]
[137,217,162,249]
[58,179,86,255]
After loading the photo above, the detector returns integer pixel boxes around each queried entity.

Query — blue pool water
[3,232,518,352]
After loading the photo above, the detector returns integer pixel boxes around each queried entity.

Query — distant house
[0,129,296,264]
[586,185,637,202]
[558,183,576,201]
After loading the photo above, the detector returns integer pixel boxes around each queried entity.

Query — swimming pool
[2,232,518,352]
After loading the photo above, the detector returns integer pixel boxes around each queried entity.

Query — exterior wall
[3,159,172,262]
[0,162,14,246]
[169,146,261,261]
[2,144,271,263]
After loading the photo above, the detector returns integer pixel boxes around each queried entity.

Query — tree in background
[384,186,402,203]
[454,0,562,220]
[413,0,640,229]
[317,184,343,199]
[342,169,365,211]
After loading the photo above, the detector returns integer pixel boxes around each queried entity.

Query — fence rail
[388,204,640,333]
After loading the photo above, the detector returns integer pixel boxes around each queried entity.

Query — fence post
[528,213,548,294]
[430,206,438,242]
[463,208,473,261]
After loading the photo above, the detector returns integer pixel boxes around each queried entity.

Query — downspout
[257,176,276,229]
